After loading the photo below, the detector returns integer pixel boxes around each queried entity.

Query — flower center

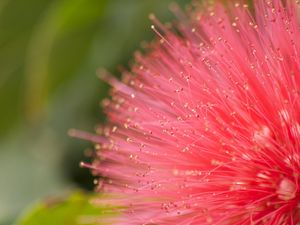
[276,178,296,201]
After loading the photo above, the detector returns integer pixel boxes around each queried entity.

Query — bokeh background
[0,0,187,224]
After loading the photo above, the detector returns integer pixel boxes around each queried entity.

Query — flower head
[80,0,300,224]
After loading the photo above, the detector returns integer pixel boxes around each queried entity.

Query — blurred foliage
[0,0,186,224]
[15,191,116,225]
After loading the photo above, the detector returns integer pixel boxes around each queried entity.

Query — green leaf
[23,0,108,123]
[15,191,116,225]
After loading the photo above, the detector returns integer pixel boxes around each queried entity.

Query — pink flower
[75,0,300,224]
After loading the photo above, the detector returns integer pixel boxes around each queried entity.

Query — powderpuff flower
[72,0,300,224]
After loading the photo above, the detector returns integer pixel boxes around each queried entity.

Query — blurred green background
[0,0,187,224]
